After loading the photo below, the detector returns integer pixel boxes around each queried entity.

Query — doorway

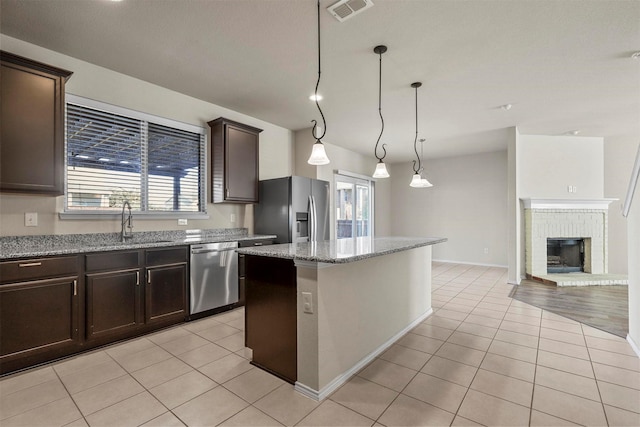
[335,173,373,239]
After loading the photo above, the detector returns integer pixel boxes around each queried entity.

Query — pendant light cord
[412,84,421,174]
[374,49,386,161]
[311,0,326,142]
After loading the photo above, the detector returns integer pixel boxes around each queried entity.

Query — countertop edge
[237,237,447,264]
[0,234,277,260]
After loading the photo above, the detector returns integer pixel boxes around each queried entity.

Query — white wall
[507,127,521,283]
[0,35,293,236]
[517,135,604,199]
[293,129,391,238]
[605,136,638,274]
[625,144,640,355]
[389,151,509,267]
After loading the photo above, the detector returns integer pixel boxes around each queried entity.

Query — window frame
[60,94,209,220]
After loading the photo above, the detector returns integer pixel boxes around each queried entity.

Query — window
[65,96,206,215]
[335,172,373,239]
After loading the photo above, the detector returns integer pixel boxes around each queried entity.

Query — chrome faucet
[121,200,133,242]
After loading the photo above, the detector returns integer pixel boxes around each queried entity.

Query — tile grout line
[583,322,611,426]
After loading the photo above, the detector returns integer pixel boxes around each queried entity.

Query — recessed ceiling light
[632,51,640,59]
[119,160,130,164]
[98,158,110,162]
[309,94,323,101]
[75,154,89,159]
[500,104,512,111]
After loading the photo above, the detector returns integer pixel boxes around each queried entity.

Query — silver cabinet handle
[148,270,151,284]
[19,262,42,267]
[73,280,77,296]
[253,242,263,246]
[136,271,140,286]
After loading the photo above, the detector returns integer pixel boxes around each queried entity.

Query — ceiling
[1,0,639,162]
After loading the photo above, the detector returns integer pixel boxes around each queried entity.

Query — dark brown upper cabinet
[1,51,73,195]
[208,117,262,203]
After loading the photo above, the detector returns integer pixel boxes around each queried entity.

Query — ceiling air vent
[327,0,374,22]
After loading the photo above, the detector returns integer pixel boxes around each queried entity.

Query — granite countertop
[236,236,447,264]
[0,228,276,260]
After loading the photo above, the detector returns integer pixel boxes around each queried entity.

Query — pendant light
[307,0,330,166]
[409,82,433,188]
[372,45,389,178]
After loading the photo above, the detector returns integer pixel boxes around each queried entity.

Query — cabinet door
[225,124,259,202]
[86,269,141,340]
[145,264,187,325]
[0,52,71,195]
[0,276,80,372]
[209,117,262,203]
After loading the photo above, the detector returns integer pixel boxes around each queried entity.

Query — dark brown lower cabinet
[145,264,187,325]
[245,255,297,383]
[0,275,80,374]
[85,269,142,341]
[0,246,188,374]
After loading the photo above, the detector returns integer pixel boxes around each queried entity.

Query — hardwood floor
[510,279,629,338]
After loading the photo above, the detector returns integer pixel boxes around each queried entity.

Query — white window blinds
[65,99,205,214]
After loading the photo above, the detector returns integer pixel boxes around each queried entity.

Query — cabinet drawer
[85,251,140,272]
[0,256,79,284]
[145,246,188,266]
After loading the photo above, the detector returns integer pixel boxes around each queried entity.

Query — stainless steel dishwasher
[190,241,238,316]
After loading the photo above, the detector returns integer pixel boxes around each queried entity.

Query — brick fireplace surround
[522,199,616,279]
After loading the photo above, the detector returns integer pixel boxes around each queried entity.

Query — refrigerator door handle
[312,195,318,241]
[309,195,317,242]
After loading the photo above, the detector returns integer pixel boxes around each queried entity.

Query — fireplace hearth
[547,238,584,273]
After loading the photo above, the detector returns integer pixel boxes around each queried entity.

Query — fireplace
[522,198,615,277]
[547,238,584,273]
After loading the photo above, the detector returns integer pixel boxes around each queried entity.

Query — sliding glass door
[335,174,373,239]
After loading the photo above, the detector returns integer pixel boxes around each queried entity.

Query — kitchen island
[237,236,446,401]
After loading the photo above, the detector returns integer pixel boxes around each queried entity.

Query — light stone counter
[0,228,276,260]
[236,236,446,264]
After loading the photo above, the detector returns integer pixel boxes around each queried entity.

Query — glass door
[335,174,372,239]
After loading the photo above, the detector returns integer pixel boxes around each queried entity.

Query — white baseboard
[294,307,434,401]
[433,259,508,269]
[627,334,640,359]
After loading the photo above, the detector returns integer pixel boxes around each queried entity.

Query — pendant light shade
[308,141,330,165]
[372,45,389,178]
[409,82,433,188]
[420,177,434,187]
[410,173,423,187]
[373,160,390,178]
[307,0,330,166]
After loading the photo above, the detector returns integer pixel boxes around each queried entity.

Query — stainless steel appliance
[189,241,238,316]
[254,176,330,243]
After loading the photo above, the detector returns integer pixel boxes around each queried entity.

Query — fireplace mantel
[521,198,617,210]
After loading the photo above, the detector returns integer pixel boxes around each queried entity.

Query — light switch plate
[25,212,38,227]
[302,292,313,314]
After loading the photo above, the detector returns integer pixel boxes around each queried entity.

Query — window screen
[65,100,205,214]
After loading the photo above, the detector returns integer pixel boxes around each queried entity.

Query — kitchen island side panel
[296,245,433,395]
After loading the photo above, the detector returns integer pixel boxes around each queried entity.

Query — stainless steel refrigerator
[254,176,329,243]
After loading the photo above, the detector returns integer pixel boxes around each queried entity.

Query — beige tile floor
[1,262,639,426]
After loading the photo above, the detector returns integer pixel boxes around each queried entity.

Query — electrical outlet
[25,212,38,227]
[484,247,489,254]
[230,213,236,223]
[178,218,188,226]
[572,185,577,193]
[302,292,313,314]
[567,185,573,193]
